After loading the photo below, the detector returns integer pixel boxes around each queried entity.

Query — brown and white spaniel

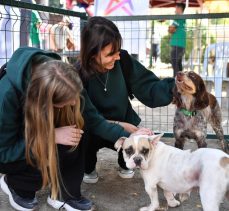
[173,71,228,152]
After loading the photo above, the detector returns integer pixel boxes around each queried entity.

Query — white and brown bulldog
[115,134,229,211]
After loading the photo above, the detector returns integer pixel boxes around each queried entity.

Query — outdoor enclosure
[0,0,229,138]
[107,13,229,138]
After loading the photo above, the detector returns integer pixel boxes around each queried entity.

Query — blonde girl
[0,47,92,211]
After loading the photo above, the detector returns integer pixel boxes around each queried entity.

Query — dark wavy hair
[176,3,186,12]
[78,16,122,81]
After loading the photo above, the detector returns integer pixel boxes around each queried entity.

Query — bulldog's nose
[133,157,142,166]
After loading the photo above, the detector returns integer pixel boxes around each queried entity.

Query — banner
[94,0,149,64]
[95,0,148,16]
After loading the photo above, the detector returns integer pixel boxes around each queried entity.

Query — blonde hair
[25,59,84,199]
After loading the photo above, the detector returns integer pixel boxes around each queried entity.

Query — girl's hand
[132,127,154,136]
[55,125,84,146]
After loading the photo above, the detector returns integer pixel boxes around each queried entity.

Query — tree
[160,31,193,64]
[160,35,171,64]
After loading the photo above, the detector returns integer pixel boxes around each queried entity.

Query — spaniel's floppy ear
[194,78,209,110]
[114,137,127,152]
[172,86,182,108]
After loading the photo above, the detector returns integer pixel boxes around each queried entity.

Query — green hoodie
[0,47,60,163]
[0,47,129,163]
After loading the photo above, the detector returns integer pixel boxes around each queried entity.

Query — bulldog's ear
[148,133,164,145]
[114,137,127,152]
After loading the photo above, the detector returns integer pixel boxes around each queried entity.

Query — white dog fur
[115,134,229,211]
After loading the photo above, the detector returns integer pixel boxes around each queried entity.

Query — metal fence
[1,0,229,138]
[0,0,86,65]
[108,13,229,138]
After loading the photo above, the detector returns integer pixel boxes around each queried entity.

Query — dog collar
[180,108,197,117]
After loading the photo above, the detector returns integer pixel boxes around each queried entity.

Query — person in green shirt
[169,3,186,77]
[76,16,175,183]
[30,10,41,48]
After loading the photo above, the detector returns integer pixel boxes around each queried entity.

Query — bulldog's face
[115,134,163,170]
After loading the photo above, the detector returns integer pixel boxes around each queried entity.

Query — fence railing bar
[0,0,88,19]
[107,13,229,21]
[160,133,229,140]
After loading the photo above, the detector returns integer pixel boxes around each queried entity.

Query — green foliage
[185,30,193,61]
[160,35,171,64]
[210,18,229,25]
[160,29,216,64]
[160,31,193,64]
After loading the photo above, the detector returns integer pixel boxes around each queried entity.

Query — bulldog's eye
[141,148,149,155]
[125,146,134,155]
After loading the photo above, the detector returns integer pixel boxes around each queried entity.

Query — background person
[168,2,186,77]
[50,16,76,53]
[30,8,42,48]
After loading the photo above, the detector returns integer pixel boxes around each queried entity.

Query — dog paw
[139,206,149,211]
[139,205,166,211]
[168,199,180,208]
[155,206,168,211]
[179,193,190,202]
[139,206,157,211]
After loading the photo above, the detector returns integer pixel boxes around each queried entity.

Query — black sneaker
[47,195,93,211]
[0,175,38,211]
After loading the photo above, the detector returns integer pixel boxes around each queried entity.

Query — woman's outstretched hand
[118,122,138,133]
[107,120,138,133]
[55,125,84,146]
[132,127,154,136]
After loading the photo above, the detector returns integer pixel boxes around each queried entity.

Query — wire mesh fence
[0,0,86,66]
[108,14,229,137]
[1,1,229,137]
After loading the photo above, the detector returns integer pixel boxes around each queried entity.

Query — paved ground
[0,138,228,211]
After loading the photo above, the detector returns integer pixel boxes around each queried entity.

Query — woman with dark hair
[76,16,175,183]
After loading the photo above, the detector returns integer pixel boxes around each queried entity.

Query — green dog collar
[180,108,197,117]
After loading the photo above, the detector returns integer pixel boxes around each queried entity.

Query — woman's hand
[55,125,84,146]
[132,127,154,136]
[118,122,138,133]
[107,120,138,133]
